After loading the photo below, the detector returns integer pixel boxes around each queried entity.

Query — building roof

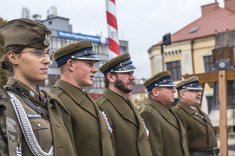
[152,3,235,48]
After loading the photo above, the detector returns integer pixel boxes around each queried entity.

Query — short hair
[105,72,117,88]
[59,64,66,74]
[148,87,161,98]
[148,91,153,98]
[105,77,109,88]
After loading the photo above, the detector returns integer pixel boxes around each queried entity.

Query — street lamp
[161,33,171,70]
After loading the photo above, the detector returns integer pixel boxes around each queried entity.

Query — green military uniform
[96,88,152,156]
[173,76,218,156]
[140,71,189,156]
[141,98,189,156]
[52,40,114,156]
[173,101,218,156]
[51,80,114,156]
[4,78,75,156]
[96,53,152,156]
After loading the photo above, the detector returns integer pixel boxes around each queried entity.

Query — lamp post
[161,33,171,70]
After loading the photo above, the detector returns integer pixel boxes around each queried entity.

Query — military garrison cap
[0,18,51,49]
[100,53,136,77]
[144,71,176,92]
[54,40,100,68]
[176,76,203,91]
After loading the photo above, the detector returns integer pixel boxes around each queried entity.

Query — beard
[114,77,133,94]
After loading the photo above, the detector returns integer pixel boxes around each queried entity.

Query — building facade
[148,0,235,130]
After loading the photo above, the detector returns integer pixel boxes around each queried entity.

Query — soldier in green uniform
[50,40,115,156]
[0,18,76,156]
[173,76,219,156]
[0,83,20,156]
[140,71,189,156]
[95,53,152,156]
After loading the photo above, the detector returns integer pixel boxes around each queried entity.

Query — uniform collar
[177,101,198,115]
[6,77,45,105]
[6,77,37,96]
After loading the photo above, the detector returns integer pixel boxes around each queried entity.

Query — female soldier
[0,18,75,156]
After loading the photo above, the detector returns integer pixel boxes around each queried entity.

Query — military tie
[194,112,213,127]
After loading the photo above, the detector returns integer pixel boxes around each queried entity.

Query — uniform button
[38,123,41,127]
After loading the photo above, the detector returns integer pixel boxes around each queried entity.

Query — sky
[0,0,224,79]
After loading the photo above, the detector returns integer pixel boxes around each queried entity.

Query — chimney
[201,2,219,16]
[224,0,235,13]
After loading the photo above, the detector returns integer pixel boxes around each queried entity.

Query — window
[206,96,213,113]
[60,38,66,47]
[213,80,235,110]
[120,46,126,54]
[204,55,214,72]
[92,43,99,53]
[166,61,182,81]
[50,37,57,50]
[99,44,109,55]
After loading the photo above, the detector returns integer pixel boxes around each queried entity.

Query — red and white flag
[105,0,120,58]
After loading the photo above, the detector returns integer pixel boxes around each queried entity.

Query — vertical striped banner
[105,0,120,58]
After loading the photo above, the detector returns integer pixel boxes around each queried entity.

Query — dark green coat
[173,101,218,152]
[140,98,189,156]
[4,78,75,156]
[96,88,152,156]
[51,80,115,156]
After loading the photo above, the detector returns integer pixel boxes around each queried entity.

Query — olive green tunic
[4,78,75,156]
[140,98,189,156]
[51,80,115,156]
[96,88,152,156]
[173,101,218,155]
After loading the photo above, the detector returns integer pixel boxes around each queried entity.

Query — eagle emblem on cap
[44,33,51,46]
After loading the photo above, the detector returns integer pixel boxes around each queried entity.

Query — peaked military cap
[100,53,136,77]
[54,40,100,68]
[144,71,176,92]
[176,76,203,91]
[0,18,51,49]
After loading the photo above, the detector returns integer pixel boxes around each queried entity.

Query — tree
[0,18,8,85]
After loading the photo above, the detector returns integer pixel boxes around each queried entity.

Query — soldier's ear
[180,90,186,99]
[106,73,116,83]
[67,59,74,72]
[8,51,19,65]
[152,88,158,96]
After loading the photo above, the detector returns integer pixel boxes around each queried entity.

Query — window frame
[166,60,182,81]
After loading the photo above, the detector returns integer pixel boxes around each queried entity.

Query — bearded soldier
[96,53,152,156]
